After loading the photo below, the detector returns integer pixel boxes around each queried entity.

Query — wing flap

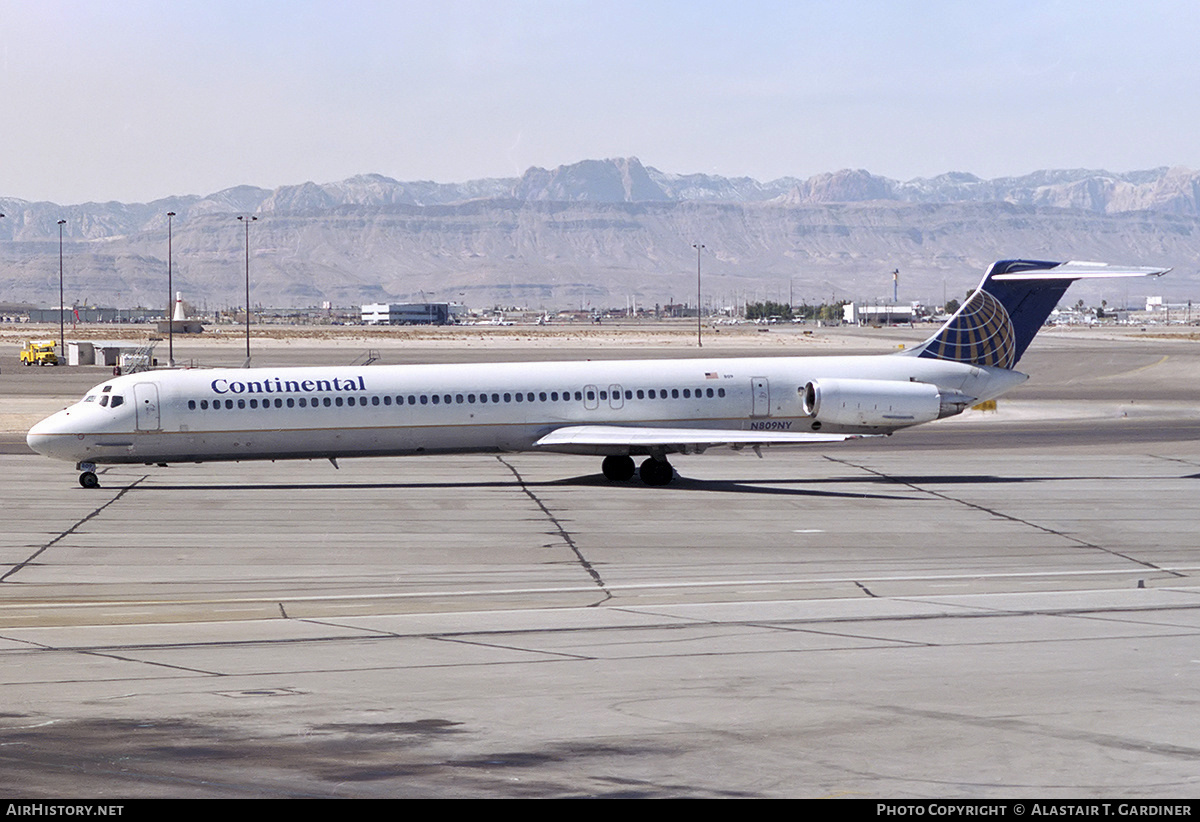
[535,424,859,450]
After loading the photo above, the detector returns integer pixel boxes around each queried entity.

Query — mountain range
[1,157,1197,310]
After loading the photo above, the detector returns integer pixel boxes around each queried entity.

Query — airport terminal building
[361,302,456,325]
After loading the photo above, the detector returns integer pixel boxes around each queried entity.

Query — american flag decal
[704,372,718,379]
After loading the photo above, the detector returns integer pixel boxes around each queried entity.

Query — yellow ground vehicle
[20,341,58,366]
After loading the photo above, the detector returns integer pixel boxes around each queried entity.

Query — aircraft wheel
[79,471,100,489]
[602,455,636,481]
[639,457,674,486]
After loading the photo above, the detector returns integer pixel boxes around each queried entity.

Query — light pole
[57,220,66,357]
[167,211,176,366]
[238,215,257,362]
[692,243,705,347]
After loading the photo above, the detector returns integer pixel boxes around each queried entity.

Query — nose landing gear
[76,462,100,489]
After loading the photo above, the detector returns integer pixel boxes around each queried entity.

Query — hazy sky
[3,0,1199,204]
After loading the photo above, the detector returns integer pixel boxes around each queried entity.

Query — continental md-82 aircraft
[27,259,1166,488]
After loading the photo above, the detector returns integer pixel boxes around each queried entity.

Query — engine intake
[801,378,971,428]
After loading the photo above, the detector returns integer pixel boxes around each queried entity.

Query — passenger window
[226,399,234,409]
[456,394,464,404]
[682,389,690,399]
[323,397,332,407]
[347,397,355,407]
[188,400,196,410]
[718,388,726,397]
[250,399,259,409]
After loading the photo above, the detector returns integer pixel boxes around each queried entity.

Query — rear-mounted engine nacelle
[801,378,970,428]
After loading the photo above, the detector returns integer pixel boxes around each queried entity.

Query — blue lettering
[209,375,366,395]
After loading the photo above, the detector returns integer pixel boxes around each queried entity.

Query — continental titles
[210,376,366,395]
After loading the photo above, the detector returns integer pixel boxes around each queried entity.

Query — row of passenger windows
[186,386,727,411]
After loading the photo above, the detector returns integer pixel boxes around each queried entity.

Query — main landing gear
[600,454,674,486]
[601,455,636,481]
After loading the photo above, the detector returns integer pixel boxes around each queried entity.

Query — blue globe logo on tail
[912,259,1165,370]
[921,288,1017,369]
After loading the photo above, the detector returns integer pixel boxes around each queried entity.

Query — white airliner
[27,259,1166,489]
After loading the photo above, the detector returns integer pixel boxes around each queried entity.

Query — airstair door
[134,382,161,431]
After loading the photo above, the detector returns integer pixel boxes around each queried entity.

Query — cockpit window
[99,396,109,407]
[83,395,97,403]
[110,395,124,408]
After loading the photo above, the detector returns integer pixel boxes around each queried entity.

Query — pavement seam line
[495,456,611,603]
[825,456,1182,577]
[1,475,148,583]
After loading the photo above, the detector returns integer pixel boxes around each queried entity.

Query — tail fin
[908,260,1168,369]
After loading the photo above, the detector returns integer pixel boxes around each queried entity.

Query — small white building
[67,341,152,367]
[843,303,918,325]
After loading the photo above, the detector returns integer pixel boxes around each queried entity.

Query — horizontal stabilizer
[536,425,859,451]
[991,261,1170,281]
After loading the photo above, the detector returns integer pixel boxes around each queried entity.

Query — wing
[534,424,863,455]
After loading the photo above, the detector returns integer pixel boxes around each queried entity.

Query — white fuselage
[26,354,1026,467]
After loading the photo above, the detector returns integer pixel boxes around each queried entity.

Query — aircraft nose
[26,413,75,460]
